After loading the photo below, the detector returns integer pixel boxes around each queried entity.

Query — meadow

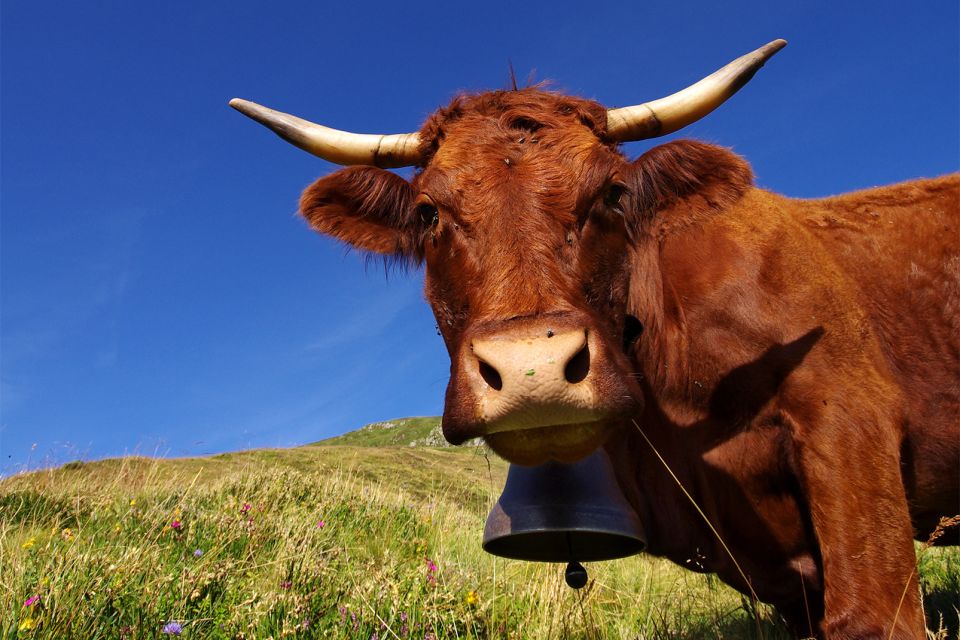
[2,420,957,639]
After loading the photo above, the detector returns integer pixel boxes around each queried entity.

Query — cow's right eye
[604,184,627,212]
[417,204,439,227]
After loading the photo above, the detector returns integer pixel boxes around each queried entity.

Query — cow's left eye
[417,203,439,227]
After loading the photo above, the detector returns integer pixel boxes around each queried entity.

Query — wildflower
[241,503,252,514]
[129,499,136,507]
[21,537,36,550]
[24,595,39,607]
[193,549,203,558]
[61,527,74,541]
[170,520,182,531]
[161,621,183,635]
[465,590,479,606]
[280,580,292,590]
[425,557,438,583]
[300,618,311,630]
[115,524,122,534]
[315,520,325,529]
[18,617,35,631]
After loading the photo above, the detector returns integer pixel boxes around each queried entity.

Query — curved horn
[229,98,421,168]
[606,39,787,142]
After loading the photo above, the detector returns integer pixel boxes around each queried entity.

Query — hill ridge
[315,415,482,449]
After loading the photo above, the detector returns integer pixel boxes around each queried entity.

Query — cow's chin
[483,420,615,466]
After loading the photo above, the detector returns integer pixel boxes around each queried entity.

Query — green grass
[314,416,451,448]
[2,441,957,638]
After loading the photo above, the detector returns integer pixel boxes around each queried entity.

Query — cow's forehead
[415,90,622,203]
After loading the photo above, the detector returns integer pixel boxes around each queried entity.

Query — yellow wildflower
[466,590,479,606]
[129,499,136,507]
[22,537,36,550]
[61,528,74,541]
[18,617,35,631]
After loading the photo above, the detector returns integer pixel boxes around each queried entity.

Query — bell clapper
[565,561,588,589]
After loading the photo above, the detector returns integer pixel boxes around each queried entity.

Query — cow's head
[232,40,783,466]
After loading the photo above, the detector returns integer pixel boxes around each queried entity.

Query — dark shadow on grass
[924,586,960,637]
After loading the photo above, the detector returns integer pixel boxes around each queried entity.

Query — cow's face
[301,91,646,465]
[234,41,780,465]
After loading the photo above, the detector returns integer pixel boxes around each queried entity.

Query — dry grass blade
[889,515,960,640]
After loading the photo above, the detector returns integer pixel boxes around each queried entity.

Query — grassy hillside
[2,435,957,639]
[315,416,454,448]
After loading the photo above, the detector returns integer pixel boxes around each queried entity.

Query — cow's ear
[626,140,754,228]
[299,166,420,261]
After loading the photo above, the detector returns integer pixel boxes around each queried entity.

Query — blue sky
[2,1,957,474]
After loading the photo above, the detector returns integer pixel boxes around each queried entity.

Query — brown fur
[295,87,959,638]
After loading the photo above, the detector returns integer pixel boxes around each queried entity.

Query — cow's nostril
[478,360,503,391]
[564,343,591,384]
[623,314,644,351]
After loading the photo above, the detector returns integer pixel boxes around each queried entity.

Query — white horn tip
[767,39,788,52]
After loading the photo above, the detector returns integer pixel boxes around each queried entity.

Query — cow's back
[799,175,960,538]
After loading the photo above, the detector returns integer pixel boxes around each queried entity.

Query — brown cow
[232,41,959,638]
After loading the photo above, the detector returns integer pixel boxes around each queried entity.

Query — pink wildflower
[241,503,252,514]
[280,580,292,590]
[171,520,182,530]
[316,519,325,529]
[425,557,438,584]
[24,595,39,607]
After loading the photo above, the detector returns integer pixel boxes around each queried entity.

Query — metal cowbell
[482,448,646,564]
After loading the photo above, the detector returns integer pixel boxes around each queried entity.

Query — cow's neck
[614,232,738,565]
